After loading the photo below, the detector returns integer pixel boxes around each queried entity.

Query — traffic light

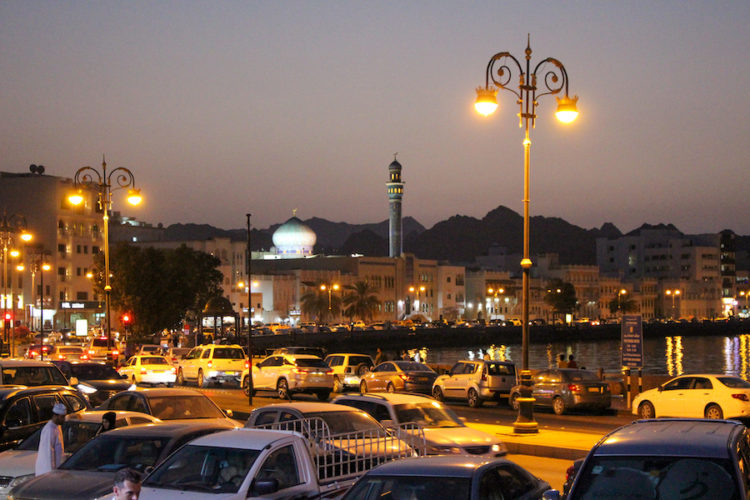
[3,313,11,323]
[121,313,132,325]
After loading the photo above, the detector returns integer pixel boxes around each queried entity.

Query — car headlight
[492,443,508,455]
[76,383,98,395]
[9,473,34,488]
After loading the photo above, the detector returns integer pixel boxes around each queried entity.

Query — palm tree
[300,280,341,323]
[342,281,381,323]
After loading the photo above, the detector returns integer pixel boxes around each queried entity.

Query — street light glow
[555,95,579,123]
[474,86,498,116]
[68,190,84,206]
[127,188,143,206]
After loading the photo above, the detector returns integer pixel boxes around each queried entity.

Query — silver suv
[432,360,516,408]
[251,354,334,400]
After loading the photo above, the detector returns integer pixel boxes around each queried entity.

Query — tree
[543,279,578,319]
[608,295,638,315]
[342,281,381,322]
[300,280,341,324]
[94,243,223,340]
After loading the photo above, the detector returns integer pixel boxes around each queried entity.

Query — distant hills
[160,206,750,267]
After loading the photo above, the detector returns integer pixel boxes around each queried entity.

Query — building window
[76,245,82,254]
[58,267,66,276]
[76,291,88,300]
[58,244,66,254]
[59,291,65,301]
[446,276,451,283]
[93,246,100,254]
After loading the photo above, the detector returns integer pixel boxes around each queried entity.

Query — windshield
[70,364,121,379]
[343,475,470,500]
[394,403,463,428]
[58,347,83,354]
[141,357,169,365]
[307,411,381,434]
[60,435,170,472]
[143,444,260,493]
[719,377,750,389]
[295,359,329,368]
[213,348,245,359]
[570,456,738,500]
[147,395,225,420]
[18,421,101,453]
[394,362,432,372]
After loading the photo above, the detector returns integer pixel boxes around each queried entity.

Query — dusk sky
[2,2,749,235]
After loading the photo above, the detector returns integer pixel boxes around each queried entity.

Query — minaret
[387,154,404,257]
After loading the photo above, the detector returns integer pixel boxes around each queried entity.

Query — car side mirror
[657,385,663,392]
[69,377,79,386]
[121,374,129,379]
[543,490,561,500]
[252,478,279,496]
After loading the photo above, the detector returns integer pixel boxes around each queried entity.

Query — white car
[332,392,507,457]
[118,355,177,386]
[0,410,160,497]
[632,373,750,419]
[252,354,334,400]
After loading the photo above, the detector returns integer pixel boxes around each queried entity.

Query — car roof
[189,428,299,448]
[333,392,436,405]
[111,387,205,397]
[0,359,57,367]
[326,353,373,358]
[100,420,237,438]
[0,385,76,400]
[67,410,161,424]
[592,419,744,458]
[254,402,361,414]
[363,456,506,477]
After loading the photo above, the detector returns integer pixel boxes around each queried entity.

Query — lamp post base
[513,370,538,434]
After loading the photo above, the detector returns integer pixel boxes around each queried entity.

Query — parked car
[333,392,507,457]
[176,344,246,388]
[118,355,177,386]
[0,410,161,497]
[8,420,239,499]
[324,353,374,393]
[22,344,56,360]
[509,368,611,415]
[561,419,750,500]
[84,336,121,364]
[50,345,88,361]
[95,387,239,424]
[0,386,89,452]
[632,373,750,419]
[52,361,133,407]
[251,353,334,400]
[0,359,69,387]
[358,360,438,395]
[341,455,550,500]
[136,344,162,355]
[432,359,516,408]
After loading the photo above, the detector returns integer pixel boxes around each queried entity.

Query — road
[196,385,635,434]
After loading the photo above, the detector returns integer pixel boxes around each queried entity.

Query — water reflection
[665,336,684,377]
[411,331,750,378]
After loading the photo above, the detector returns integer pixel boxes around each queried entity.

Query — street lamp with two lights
[69,158,142,354]
[475,36,579,433]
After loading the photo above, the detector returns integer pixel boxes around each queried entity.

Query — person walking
[112,468,142,500]
[374,347,386,365]
[35,403,66,476]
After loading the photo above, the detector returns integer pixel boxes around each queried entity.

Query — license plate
[588,387,600,393]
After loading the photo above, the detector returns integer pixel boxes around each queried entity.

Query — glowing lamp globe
[555,95,579,123]
[475,87,499,116]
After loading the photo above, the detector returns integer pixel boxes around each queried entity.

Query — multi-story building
[0,170,106,332]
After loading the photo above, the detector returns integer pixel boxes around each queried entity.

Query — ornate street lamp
[475,36,578,433]
[0,213,32,351]
[69,157,142,355]
[665,289,681,320]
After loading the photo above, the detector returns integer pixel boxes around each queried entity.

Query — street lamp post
[245,213,254,405]
[321,283,340,322]
[617,289,628,316]
[69,158,142,356]
[0,214,33,352]
[408,285,426,316]
[487,287,505,320]
[36,255,51,359]
[475,36,578,434]
[665,289,681,320]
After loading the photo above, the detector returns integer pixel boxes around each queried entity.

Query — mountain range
[159,205,750,267]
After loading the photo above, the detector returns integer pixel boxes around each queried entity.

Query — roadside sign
[621,314,644,368]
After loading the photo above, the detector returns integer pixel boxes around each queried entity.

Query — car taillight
[568,384,583,393]
[30,351,38,357]
[732,393,749,402]
[565,463,577,482]
[292,368,303,374]
[245,360,250,370]
[140,368,147,375]
[88,350,95,355]
[112,350,119,356]
[325,369,332,374]
[207,360,212,368]
[58,354,65,360]
[399,374,409,381]
[80,354,89,360]
[170,367,176,374]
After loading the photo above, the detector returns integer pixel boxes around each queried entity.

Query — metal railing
[250,417,425,483]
